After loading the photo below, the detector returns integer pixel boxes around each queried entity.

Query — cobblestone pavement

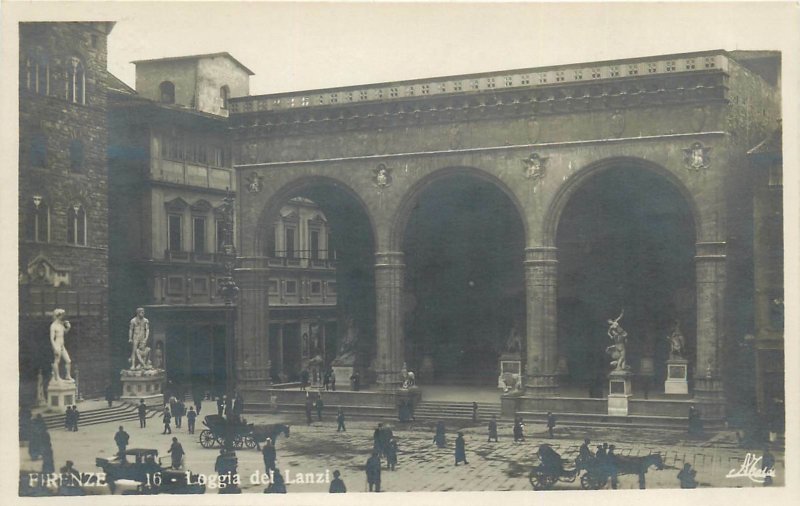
[22,411,784,494]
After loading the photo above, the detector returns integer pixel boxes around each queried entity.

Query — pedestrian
[262,438,276,472]
[607,444,619,489]
[337,407,346,432]
[58,460,83,495]
[329,469,346,493]
[305,395,313,425]
[265,468,287,493]
[300,369,310,391]
[71,405,80,431]
[433,421,446,448]
[162,408,172,434]
[546,412,556,438]
[29,414,46,459]
[472,401,478,422]
[169,394,178,418]
[330,369,336,391]
[365,452,381,492]
[187,406,197,434]
[138,400,147,428]
[454,432,468,465]
[114,426,130,460]
[323,369,330,391]
[373,423,385,456]
[234,391,244,417]
[168,437,185,469]
[315,394,324,421]
[41,440,55,474]
[386,438,398,470]
[762,446,775,486]
[217,395,224,416]
[513,417,525,442]
[64,406,73,431]
[488,415,498,442]
[677,463,698,488]
[350,371,360,391]
[688,405,703,436]
[577,438,593,470]
[105,384,114,408]
[175,400,184,428]
[193,391,203,415]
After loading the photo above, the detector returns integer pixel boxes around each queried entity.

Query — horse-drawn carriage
[199,415,290,450]
[528,444,664,491]
[96,448,206,494]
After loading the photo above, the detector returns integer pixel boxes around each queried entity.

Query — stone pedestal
[120,368,165,403]
[331,366,354,389]
[47,379,77,410]
[498,353,523,392]
[664,359,689,395]
[607,370,632,416]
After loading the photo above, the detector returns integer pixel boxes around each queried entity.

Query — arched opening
[401,172,525,386]
[260,180,376,385]
[555,165,696,396]
[159,81,175,104]
[220,85,230,109]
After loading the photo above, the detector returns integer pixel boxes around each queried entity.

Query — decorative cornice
[230,72,727,140]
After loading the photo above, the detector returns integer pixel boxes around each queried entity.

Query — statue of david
[50,309,73,382]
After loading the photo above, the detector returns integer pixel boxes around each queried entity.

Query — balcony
[266,255,336,270]
[163,250,225,264]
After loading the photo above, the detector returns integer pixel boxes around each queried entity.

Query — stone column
[234,256,271,391]
[275,325,284,380]
[694,241,726,404]
[524,247,559,396]
[375,251,405,391]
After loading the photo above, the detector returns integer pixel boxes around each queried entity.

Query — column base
[120,369,165,403]
[524,374,559,397]
[376,369,404,392]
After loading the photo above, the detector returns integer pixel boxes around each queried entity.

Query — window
[609,66,620,78]
[627,65,639,76]
[30,132,47,167]
[192,277,208,295]
[390,87,399,98]
[167,277,184,295]
[329,93,338,104]
[310,230,320,260]
[647,62,658,74]
[24,56,50,95]
[220,85,230,109]
[285,227,295,258]
[193,217,206,253]
[591,68,601,79]
[453,81,463,92]
[504,76,514,87]
[685,58,696,70]
[486,77,496,88]
[67,58,86,104]
[471,80,480,90]
[266,225,276,257]
[346,92,354,102]
[538,73,548,84]
[69,140,84,173]
[360,90,368,101]
[406,86,415,96]
[327,282,337,294]
[37,58,49,95]
[665,60,676,72]
[26,198,49,242]
[159,81,175,104]
[573,70,583,81]
[168,214,182,251]
[67,204,86,245]
[301,96,309,106]
[704,57,716,69]
[421,84,430,95]
[555,71,565,82]
[216,219,226,252]
[520,75,530,85]
[285,280,297,294]
[311,281,322,294]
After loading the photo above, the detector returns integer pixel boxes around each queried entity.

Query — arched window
[67,204,87,245]
[160,81,175,104]
[69,139,84,173]
[67,57,86,104]
[22,56,50,95]
[25,197,50,243]
[220,85,230,109]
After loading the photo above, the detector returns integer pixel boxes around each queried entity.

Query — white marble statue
[129,307,152,369]
[50,309,73,382]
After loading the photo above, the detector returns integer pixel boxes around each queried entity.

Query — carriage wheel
[244,437,257,449]
[529,469,554,491]
[580,472,606,490]
[199,430,216,448]
[233,435,244,449]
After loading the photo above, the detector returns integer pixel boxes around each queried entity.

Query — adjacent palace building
[19,23,783,432]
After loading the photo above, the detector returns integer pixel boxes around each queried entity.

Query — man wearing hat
[329,470,346,493]
[454,432,468,465]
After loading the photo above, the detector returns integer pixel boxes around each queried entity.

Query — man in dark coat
[513,417,525,442]
[138,400,147,428]
[105,384,114,408]
[546,412,557,438]
[315,394,324,421]
[162,408,172,434]
[193,391,203,415]
[386,438,398,470]
[175,400,184,428]
[329,470,346,493]
[305,396,313,425]
[71,405,80,431]
[337,407,346,432]
[366,452,382,492]
[677,463,698,488]
[488,415,498,442]
[577,438,593,470]
[64,406,73,431]
[472,402,478,422]
[300,369,310,391]
[262,438,277,472]
[168,437,185,469]
[607,444,619,489]
[330,369,336,391]
[114,426,130,460]
[265,468,287,493]
[454,432,468,465]
[187,406,197,434]
[323,370,330,391]
[350,371,360,391]
[234,391,244,417]
[433,421,446,448]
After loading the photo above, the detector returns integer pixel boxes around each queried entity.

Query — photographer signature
[725,453,776,483]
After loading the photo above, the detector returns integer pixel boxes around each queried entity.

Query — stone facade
[228,50,781,417]
[19,22,115,404]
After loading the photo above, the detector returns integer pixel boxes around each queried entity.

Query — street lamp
[216,188,241,493]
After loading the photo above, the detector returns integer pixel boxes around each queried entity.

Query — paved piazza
[23,411,784,494]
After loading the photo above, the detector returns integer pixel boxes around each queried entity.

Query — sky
[94,1,799,96]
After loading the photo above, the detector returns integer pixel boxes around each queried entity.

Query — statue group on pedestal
[666,321,686,360]
[605,309,629,371]
[129,307,153,370]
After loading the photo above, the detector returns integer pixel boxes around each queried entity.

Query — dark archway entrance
[261,181,376,384]
[556,166,696,394]
[402,173,525,385]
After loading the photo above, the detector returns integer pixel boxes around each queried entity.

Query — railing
[266,255,336,269]
[163,250,228,263]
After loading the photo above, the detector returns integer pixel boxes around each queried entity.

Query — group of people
[64,405,80,431]
[576,438,623,488]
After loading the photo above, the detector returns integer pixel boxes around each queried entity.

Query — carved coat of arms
[683,142,711,170]
[245,172,263,193]
[373,163,393,189]
[522,153,549,181]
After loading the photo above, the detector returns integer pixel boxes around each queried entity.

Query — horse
[615,453,664,489]
[251,423,291,449]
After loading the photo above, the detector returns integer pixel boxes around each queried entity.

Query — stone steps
[514,410,723,431]
[413,401,502,422]
[40,403,159,430]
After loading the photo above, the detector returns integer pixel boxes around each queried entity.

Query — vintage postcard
[3,1,798,503]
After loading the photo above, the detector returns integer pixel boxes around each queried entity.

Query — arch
[254,175,378,257]
[543,157,702,246]
[66,203,87,246]
[390,165,529,252]
[159,81,176,104]
[66,56,86,104]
